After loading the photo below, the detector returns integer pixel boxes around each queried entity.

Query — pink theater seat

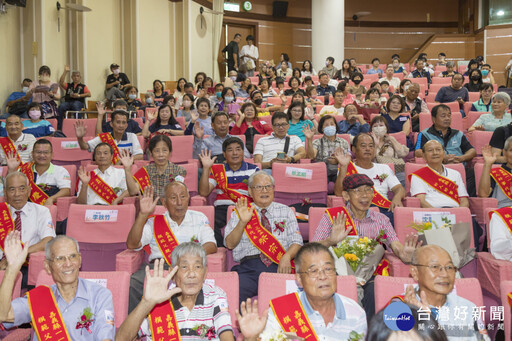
[180,162,205,204]
[272,162,328,240]
[66,204,136,271]
[434,65,447,72]
[419,111,462,132]
[468,92,480,102]
[62,118,97,138]
[116,206,226,274]
[169,135,195,164]
[500,281,512,341]
[424,92,437,103]
[428,83,446,94]
[175,116,186,130]
[374,276,483,313]
[431,77,451,85]
[474,163,501,197]
[36,270,130,329]
[257,273,358,314]
[48,137,94,167]
[206,272,239,328]
[426,101,460,115]
[463,111,486,130]
[386,207,474,277]
[466,130,493,156]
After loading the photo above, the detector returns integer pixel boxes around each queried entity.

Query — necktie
[14,211,22,232]
[259,209,273,267]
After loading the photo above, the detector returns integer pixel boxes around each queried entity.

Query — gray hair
[5,172,29,187]
[45,235,80,260]
[171,242,207,267]
[446,61,455,68]
[248,171,275,187]
[295,242,334,273]
[492,92,511,107]
[145,92,155,98]
[504,136,512,151]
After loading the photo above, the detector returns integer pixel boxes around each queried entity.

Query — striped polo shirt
[139,283,233,340]
[208,161,259,206]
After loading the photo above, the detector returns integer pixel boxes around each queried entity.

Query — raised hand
[190,110,199,123]
[6,151,20,172]
[119,148,134,170]
[279,94,287,105]
[235,197,254,224]
[198,149,217,170]
[194,121,205,140]
[74,120,87,139]
[139,186,159,216]
[64,65,71,72]
[302,125,315,141]
[333,147,351,167]
[482,145,497,164]
[143,259,182,306]
[328,213,352,246]
[400,233,422,263]
[404,284,431,311]
[77,166,91,185]
[236,298,268,340]
[4,231,28,271]
[146,110,157,122]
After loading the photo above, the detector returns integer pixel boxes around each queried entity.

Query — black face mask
[471,75,481,81]
[253,98,263,105]
[353,79,362,85]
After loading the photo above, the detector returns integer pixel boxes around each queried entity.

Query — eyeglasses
[299,266,336,278]
[34,151,51,155]
[50,253,80,266]
[251,185,274,192]
[412,264,458,274]
[273,123,289,128]
[350,186,374,195]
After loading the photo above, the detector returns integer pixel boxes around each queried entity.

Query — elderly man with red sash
[126,182,217,313]
[388,245,489,340]
[6,139,71,207]
[333,133,405,225]
[313,173,419,319]
[0,233,115,341]
[236,243,367,340]
[224,171,303,306]
[75,110,143,164]
[478,141,512,208]
[488,206,512,261]
[0,115,36,166]
[117,243,234,341]
[0,172,55,288]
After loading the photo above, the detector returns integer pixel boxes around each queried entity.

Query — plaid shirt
[224,202,303,262]
[312,205,398,249]
[145,162,186,203]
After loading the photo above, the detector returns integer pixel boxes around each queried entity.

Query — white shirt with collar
[354,163,400,200]
[0,133,37,165]
[136,210,216,262]
[32,163,71,190]
[489,212,512,261]
[253,133,304,163]
[86,132,143,156]
[0,202,55,259]
[410,165,468,208]
[77,166,127,205]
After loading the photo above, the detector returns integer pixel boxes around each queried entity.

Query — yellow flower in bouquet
[344,253,359,262]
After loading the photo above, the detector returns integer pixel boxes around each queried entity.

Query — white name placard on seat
[84,210,118,222]
[61,141,80,149]
[285,167,313,180]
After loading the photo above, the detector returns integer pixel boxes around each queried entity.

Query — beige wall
[188,0,214,81]
[0,6,22,110]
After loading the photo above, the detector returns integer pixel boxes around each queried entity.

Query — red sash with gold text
[210,164,253,204]
[0,137,21,162]
[490,167,512,201]
[409,166,460,204]
[489,207,512,236]
[346,162,391,209]
[149,300,181,341]
[88,172,118,205]
[507,292,512,307]
[152,215,180,266]
[325,207,358,236]
[98,133,121,164]
[269,293,319,340]
[386,294,406,307]
[0,203,15,252]
[26,286,72,341]
[133,167,151,193]
[19,163,49,205]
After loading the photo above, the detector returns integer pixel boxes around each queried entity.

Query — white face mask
[29,110,41,120]
[372,126,387,137]
[113,69,120,75]
[183,100,192,108]
[128,94,137,100]
[40,75,50,82]
[22,86,29,93]
[145,98,153,104]
[323,125,337,137]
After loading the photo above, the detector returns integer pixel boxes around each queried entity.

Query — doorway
[218,21,256,80]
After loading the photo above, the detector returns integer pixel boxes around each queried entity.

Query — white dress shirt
[77,166,127,205]
[0,133,36,165]
[355,163,400,200]
[489,212,512,261]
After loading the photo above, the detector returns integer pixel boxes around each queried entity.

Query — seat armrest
[56,196,77,221]
[116,249,145,274]
[28,251,46,286]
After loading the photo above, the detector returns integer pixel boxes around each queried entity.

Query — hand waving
[404,284,431,312]
[302,125,315,141]
[119,149,134,170]
[198,149,217,170]
[139,186,159,216]
[146,110,157,122]
[400,233,422,263]
[143,259,182,306]
[6,151,20,172]
[74,120,87,139]
[194,122,205,140]
[482,145,497,165]
[235,197,254,224]
[333,147,351,167]
[77,166,91,185]
[236,298,268,340]
[328,212,352,246]
[4,231,28,271]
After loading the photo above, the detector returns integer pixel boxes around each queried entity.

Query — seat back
[36,270,130,329]
[431,77,451,85]
[404,163,466,194]
[61,164,77,196]
[0,270,23,300]
[374,276,483,313]
[153,205,214,226]
[426,101,460,115]
[272,162,328,205]
[48,137,93,166]
[500,281,512,341]
[428,84,446,93]
[419,111,463,131]
[393,207,474,247]
[169,135,194,164]
[257,273,358,314]
[179,162,199,196]
[62,119,97,138]
[206,272,239,326]
[467,130,493,156]
[474,162,501,196]
[466,111,486,129]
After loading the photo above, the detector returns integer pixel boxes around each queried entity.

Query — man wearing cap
[105,63,131,102]
[312,173,420,318]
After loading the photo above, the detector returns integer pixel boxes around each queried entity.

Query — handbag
[375,155,405,173]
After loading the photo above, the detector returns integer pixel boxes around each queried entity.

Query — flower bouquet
[330,231,387,286]
[259,330,303,341]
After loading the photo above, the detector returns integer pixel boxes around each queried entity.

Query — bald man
[393,245,489,340]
